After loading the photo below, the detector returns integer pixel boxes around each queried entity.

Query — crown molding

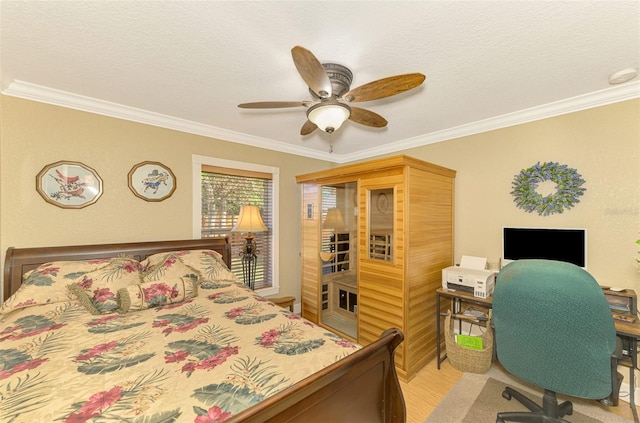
[335,81,640,163]
[1,80,334,162]
[3,80,638,164]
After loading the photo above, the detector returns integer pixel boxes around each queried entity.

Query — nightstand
[268,296,295,312]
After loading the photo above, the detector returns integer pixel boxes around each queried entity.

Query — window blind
[201,167,273,289]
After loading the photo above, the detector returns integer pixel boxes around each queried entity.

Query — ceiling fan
[238,46,426,135]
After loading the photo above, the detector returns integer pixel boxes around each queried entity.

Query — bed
[1,238,405,423]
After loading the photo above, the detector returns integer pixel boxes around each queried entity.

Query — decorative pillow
[116,279,198,313]
[0,259,112,314]
[67,256,142,315]
[177,249,238,282]
[141,249,237,283]
[140,253,201,283]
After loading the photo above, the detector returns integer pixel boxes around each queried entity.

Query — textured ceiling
[1,1,639,162]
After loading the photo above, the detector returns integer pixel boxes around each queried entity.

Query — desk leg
[631,338,639,423]
[455,298,462,334]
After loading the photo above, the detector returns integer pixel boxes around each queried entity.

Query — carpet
[425,366,633,423]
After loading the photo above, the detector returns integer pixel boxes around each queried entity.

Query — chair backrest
[493,259,616,399]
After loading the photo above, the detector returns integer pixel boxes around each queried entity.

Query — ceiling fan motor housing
[308,63,353,99]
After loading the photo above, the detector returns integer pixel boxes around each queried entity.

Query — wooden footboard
[3,238,406,422]
[227,328,406,423]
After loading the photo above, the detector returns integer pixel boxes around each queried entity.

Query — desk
[435,287,640,422]
[436,288,492,370]
[612,319,640,422]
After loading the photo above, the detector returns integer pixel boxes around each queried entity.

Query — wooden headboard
[3,238,231,301]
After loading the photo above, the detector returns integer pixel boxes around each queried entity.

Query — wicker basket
[444,310,493,374]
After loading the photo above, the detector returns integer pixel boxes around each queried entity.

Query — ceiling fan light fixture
[307,102,351,133]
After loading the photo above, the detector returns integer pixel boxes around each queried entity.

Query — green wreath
[511,162,586,216]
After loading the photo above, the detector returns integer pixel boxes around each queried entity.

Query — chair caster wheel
[502,391,512,401]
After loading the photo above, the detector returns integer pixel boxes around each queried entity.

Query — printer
[442,256,497,298]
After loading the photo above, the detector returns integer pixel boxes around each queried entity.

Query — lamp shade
[232,205,267,233]
[307,101,351,133]
[323,208,346,231]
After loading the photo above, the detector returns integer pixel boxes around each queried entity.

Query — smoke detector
[609,68,638,85]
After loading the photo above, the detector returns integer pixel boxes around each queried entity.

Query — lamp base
[240,235,258,290]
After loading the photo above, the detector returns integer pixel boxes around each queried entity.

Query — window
[192,156,279,294]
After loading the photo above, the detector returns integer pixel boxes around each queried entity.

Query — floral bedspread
[0,281,359,423]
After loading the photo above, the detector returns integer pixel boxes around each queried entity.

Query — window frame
[192,155,280,296]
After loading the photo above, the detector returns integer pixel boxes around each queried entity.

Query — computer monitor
[502,227,587,268]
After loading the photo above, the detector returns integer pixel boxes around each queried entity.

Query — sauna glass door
[320,182,357,339]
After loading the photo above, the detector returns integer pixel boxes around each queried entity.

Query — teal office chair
[492,259,622,423]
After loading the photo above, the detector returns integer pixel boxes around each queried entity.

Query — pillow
[67,256,142,315]
[174,249,238,282]
[140,253,202,283]
[0,258,112,314]
[116,279,198,313]
[141,249,237,283]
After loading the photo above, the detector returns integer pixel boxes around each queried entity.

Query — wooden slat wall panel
[358,276,404,328]
[405,168,455,377]
[357,263,406,371]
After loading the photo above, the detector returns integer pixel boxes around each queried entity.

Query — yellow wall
[401,99,640,290]
[0,96,332,300]
[1,95,639,300]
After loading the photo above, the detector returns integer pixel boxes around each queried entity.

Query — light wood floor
[400,358,639,423]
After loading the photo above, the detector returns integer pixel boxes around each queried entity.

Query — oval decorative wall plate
[128,161,177,202]
[36,161,103,209]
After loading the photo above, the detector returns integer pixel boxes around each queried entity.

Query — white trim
[4,80,639,164]
[2,81,331,161]
[192,155,280,294]
[337,81,640,163]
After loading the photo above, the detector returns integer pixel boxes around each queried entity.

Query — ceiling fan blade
[342,73,426,103]
[300,120,318,135]
[238,101,312,109]
[349,107,388,128]
[291,46,332,99]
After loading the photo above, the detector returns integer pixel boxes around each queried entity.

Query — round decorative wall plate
[376,192,389,213]
[511,161,586,216]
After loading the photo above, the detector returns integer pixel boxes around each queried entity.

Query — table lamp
[231,205,267,289]
[321,207,346,265]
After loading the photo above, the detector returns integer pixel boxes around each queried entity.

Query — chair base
[496,386,573,423]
